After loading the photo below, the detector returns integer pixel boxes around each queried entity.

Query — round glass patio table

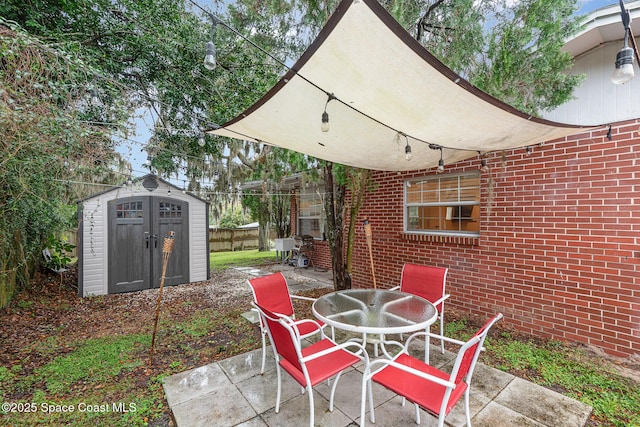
[312,289,437,358]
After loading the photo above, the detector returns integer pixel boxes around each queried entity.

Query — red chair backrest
[453,313,503,385]
[400,263,448,312]
[248,272,295,317]
[254,303,302,372]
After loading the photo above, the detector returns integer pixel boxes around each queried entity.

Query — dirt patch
[0,265,326,369]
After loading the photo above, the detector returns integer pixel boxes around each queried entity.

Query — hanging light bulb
[405,143,412,161]
[612,1,635,85]
[321,93,336,132]
[438,148,445,172]
[404,136,412,161]
[478,151,488,172]
[204,41,216,70]
[612,46,634,84]
[91,88,100,105]
[204,17,218,71]
[198,135,206,147]
[321,111,330,132]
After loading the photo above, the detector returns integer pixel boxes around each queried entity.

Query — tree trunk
[257,197,270,251]
[346,169,371,273]
[272,194,290,238]
[324,162,350,290]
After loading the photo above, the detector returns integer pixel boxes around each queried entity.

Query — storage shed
[77,174,209,296]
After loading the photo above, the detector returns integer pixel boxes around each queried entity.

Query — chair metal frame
[392,263,449,362]
[247,272,326,374]
[253,302,369,427]
[42,248,68,287]
[360,313,503,427]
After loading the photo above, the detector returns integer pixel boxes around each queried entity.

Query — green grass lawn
[210,249,279,271]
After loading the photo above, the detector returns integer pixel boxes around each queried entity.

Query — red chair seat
[361,313,503,427]
[372,353,467,416]
[281,338,360,386]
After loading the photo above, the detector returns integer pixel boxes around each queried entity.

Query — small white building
[77,174,209,296]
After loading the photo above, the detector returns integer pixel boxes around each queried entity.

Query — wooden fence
[63,230,78,257]
[209,227,276,252]
[66,227,273,255]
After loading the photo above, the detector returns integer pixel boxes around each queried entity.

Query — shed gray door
[108,196,189,294]
[153,197,189,287]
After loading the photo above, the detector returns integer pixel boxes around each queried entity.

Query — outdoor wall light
[321,93,336,132]
[204,16,219,70]
[612,0,637,85]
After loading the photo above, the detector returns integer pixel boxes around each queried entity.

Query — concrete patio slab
[163,346,593,427]
[494,377,593,427]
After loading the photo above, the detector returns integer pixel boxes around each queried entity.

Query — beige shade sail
[209,0,601,172]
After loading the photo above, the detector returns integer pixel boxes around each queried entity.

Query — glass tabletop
[312,289,437,334]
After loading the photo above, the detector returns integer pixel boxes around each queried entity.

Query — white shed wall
[80,180,207,296]
[542,39,640,125]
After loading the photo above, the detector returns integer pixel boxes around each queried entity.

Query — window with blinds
[404,173,480,237]
[298,184,325,239]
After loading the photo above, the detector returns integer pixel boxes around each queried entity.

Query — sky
[115,0,626,182]
[577,0,621,14]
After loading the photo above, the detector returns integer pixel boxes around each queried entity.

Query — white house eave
[564,1,640,58]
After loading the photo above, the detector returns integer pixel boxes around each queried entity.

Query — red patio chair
[392,263,449,362]
[247,272,327,374]
[360,313,503,427]
[253,302,368,427]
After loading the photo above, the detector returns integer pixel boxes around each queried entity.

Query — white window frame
[297,184,326,240]
[403,172,481,237]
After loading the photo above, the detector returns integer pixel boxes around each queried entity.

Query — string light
[203,16,218,70]
[402,134,412,161]
[612,0,636,85]
[321,93,336,132]
[186,0,551,167]
[478,151,488,172]
[429,144,444,172]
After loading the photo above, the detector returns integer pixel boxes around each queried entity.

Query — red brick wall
[311,240,331,268]
[345,120,640,357]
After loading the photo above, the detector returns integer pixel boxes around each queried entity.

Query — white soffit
[563,1,640,57]
[209,0,601,172]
